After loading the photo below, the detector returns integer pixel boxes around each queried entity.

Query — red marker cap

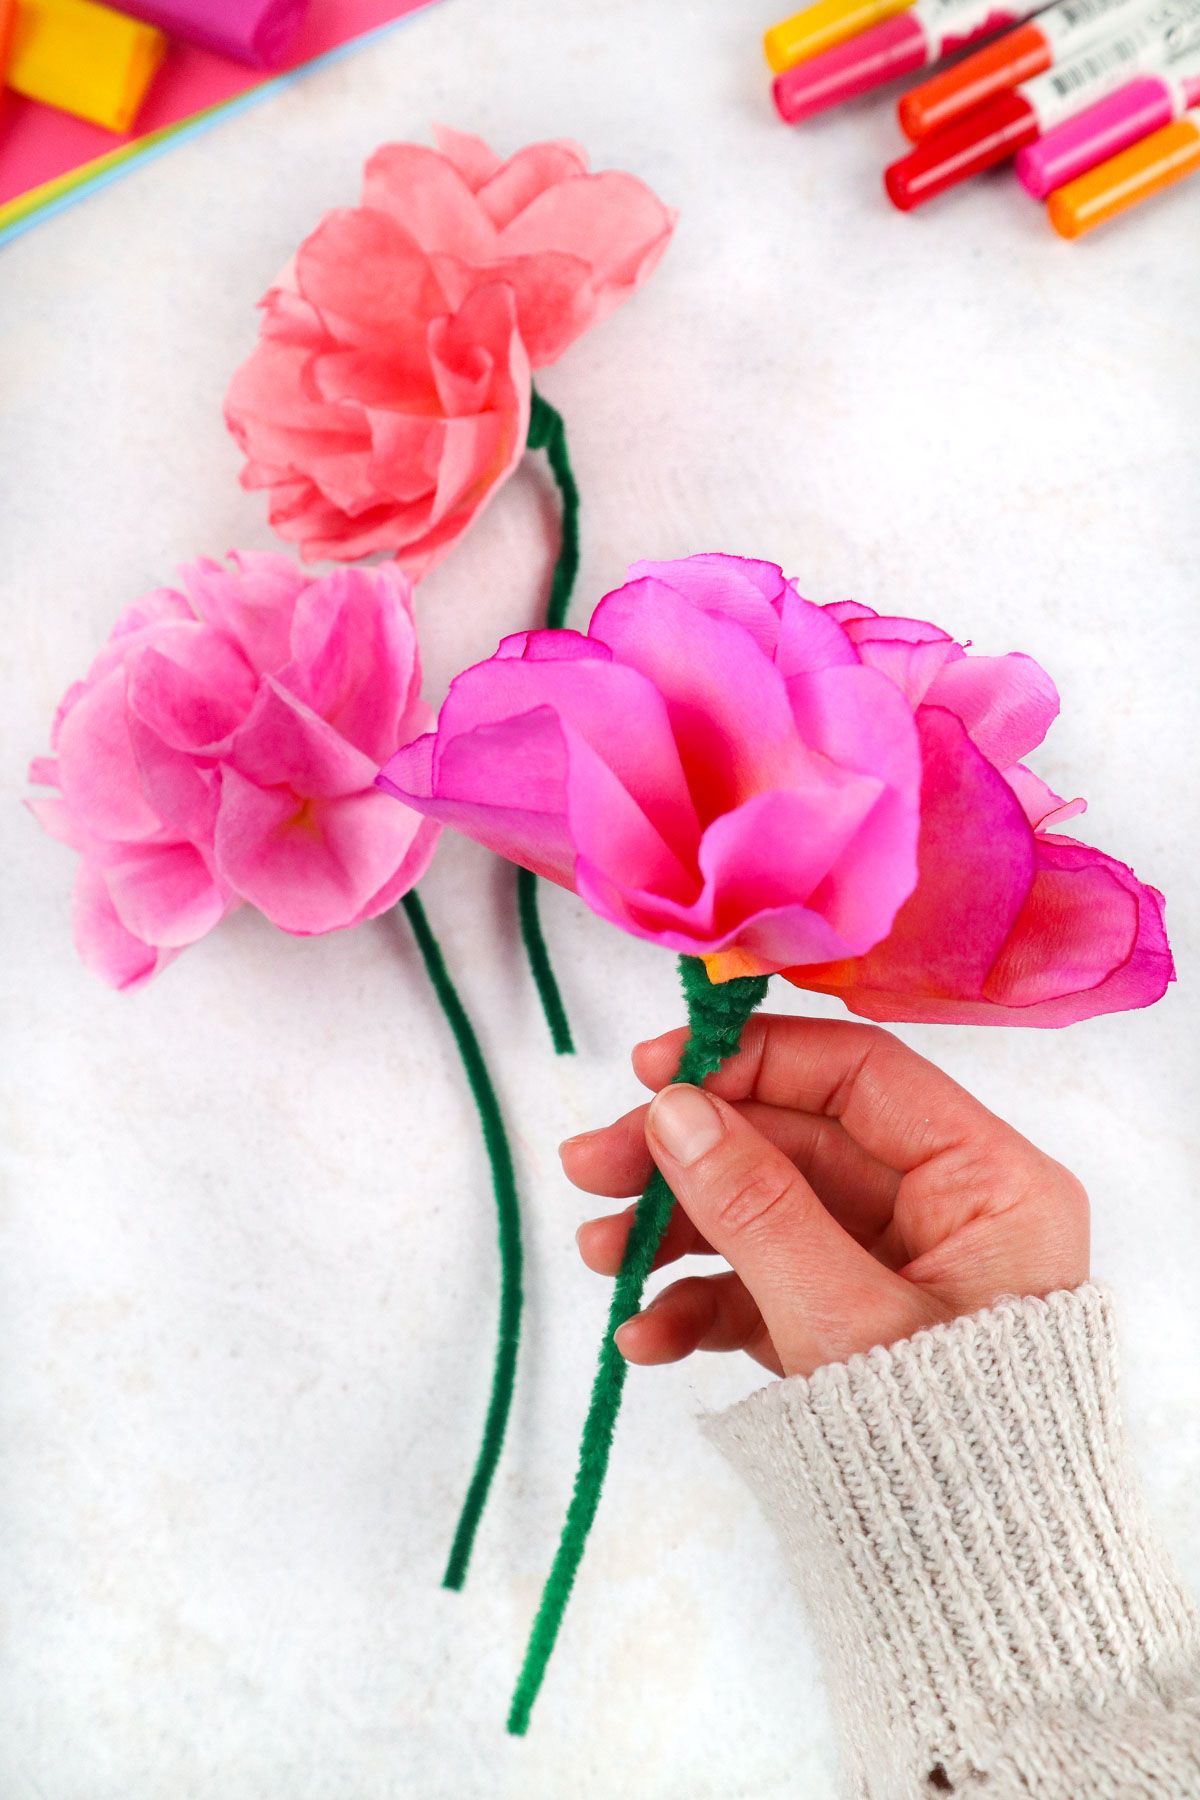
[885,88,1037,208]
[774,13,929,122]
[898,20,1052,139]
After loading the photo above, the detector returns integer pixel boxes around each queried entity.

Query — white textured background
[1,0,1197,1794]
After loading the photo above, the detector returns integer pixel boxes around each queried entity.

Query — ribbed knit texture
[708,1287,1200,1797]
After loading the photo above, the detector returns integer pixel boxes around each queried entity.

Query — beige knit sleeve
[707,1286,1200,1799]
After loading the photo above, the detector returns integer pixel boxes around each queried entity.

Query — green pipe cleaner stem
[527,389,580,634]
[516,388,581,1056]
[399,888,524,1592]
[507,957,770,1734]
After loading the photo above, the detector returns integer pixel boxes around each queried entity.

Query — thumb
[644,1084,941,1376]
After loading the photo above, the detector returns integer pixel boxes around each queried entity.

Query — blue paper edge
[0,2,446,252]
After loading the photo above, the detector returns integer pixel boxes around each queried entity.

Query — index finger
[632,1013,1009,1174]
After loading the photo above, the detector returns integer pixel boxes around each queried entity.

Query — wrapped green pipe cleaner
[507,958,770,1733]
[516,391,581,1058]
[399,889,523,1591]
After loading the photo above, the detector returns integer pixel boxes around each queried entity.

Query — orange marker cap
[1048,109,1200,236]
[765,0,914,73]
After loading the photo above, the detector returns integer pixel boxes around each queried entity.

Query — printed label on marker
[1040,0,1146,52]
[911,0,1029,55]
[1030,32,1159,127]
[1028,2,1200,127]
[1150,0,1200,56]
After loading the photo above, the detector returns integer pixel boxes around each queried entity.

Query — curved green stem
[400,888,523,1592]
[516,865,574,1056]
[517,388,580,1055]
[507,958,770,1734]
[527,390,580,633]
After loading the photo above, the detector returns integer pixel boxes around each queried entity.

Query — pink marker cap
[1016,75,1175,198]
[773,12,928,124]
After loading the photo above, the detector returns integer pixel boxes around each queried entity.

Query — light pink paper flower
[378,555,1172,1024]
[224,129,674,570]
[29,554,439,989]
[380,555,925,971]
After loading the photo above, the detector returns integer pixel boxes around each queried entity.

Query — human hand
[564,1016,1090,1379]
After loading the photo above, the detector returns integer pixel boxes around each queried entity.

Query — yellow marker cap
[1048,109,1200,239]
[764,0,915,73]
[9,0,166,133]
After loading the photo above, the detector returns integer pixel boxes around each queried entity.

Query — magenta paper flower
[380,553,925,971]
[224,129,674,571]
[779,603,1172,1025]
[378,554,1172,1023]
[28,554,439,989]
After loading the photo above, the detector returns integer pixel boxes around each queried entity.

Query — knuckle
[711,1158,798,1240]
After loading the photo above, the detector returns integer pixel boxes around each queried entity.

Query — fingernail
[648,1085,723,1166]
[613,1318,640,1354]
[559,1131,595,1157]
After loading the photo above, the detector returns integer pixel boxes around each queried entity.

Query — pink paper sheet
[0,0,434,207]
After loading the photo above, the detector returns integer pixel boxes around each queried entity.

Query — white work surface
[2,1,1198,1794]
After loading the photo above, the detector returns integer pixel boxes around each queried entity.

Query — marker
[764,0,915,74]
[7,0,166,133]
[774,0,1046,123]
[898,0,1150,139]
[1016,44,1200,191]
[1048,100,1200,227]
[885,2,1200,208]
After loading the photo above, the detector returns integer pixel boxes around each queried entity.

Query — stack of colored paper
[0,0,440,246]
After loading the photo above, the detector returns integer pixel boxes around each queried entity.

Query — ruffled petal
[125,627,258,754]
[56,666,161,843]
[379,709,577,886]
[214,771,433,934]
[226,679,378,799]
[73,860,177,990]
[425,632,698,859]
[978,837,1174,1023]
[473,139,591,228]
[589,578,801,819]
[294,207,449,350]
[361,142,498,259]
[1004,763,1087,831]
[104,841,230,948]
[430,124,504,190]
[281,563,426,766]
[181,553,307,673]
[924,652,1060,769]
[783,707,1035,1014]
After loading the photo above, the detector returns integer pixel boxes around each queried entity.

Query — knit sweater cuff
[707,1286,1200,1798]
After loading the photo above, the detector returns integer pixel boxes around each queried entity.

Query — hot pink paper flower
[778,604,1173,1024]
[29,554,439,989]
[380,554,925,971]
[224,129,674,570]
[378,555,1172,1024]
